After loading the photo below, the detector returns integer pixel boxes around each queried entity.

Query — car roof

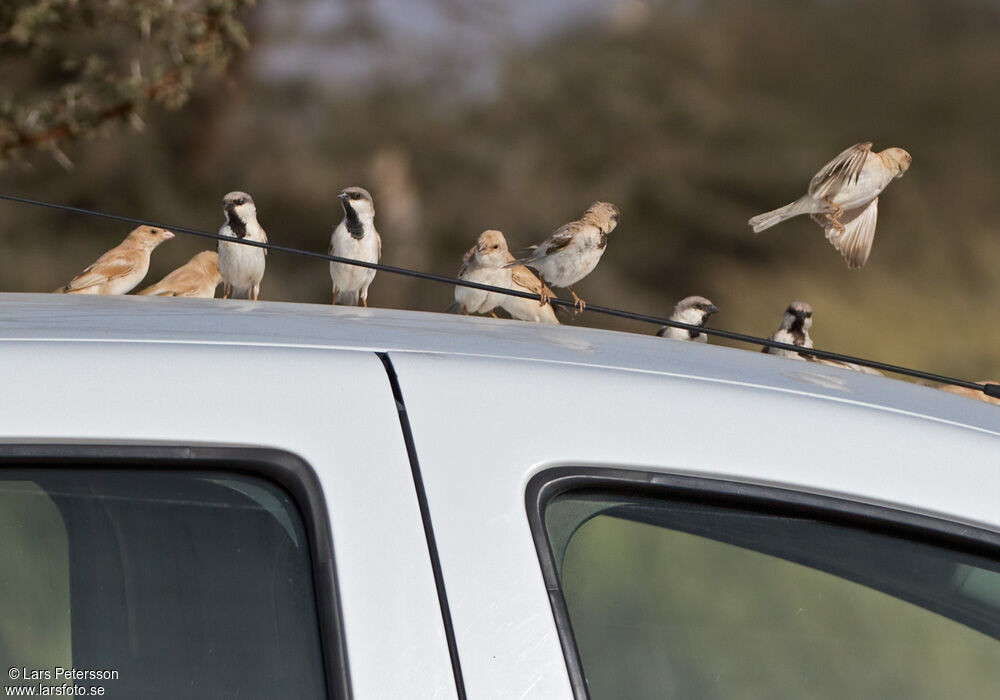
[1,292,997,435]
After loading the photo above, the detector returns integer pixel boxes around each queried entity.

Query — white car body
[1,293,998,699]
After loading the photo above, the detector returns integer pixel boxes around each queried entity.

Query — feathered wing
[513,221,580,266]
[376,229,382,261]
[808,142,872,200]
[138,267,202,297]
[457,245,476,278]
[61,251,138,293]
[510,264,552,298]
[824,196,878,269]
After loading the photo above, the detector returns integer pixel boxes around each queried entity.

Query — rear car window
[543,490,1000,700]
[0,469,327,699]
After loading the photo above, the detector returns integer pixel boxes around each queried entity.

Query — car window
[543,490,1000,700]
[0,469,327,699]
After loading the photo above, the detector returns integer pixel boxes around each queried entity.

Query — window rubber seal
[0,443,352,700]
[525,466,1000,700]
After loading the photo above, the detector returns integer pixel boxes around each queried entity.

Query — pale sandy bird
[55,225,174,295]
[749,142,911,268]
[449,230,512,316]
[501,253,560,324]
[330,187,381,306]
[137,250,221,298]
[511,201,620,312]
[657,296,719,342]
[217,191,267,300]
[762,301,814,360]
[937,383,1000,407]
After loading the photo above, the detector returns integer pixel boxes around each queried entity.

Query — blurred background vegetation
[1,0,998,379]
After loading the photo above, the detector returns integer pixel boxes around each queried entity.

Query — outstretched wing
[808,142,872,200]
[824,196,878,269]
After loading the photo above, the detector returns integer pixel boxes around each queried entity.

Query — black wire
[1,191,997,398]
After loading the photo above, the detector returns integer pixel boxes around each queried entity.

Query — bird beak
[337,191,349,201]
[706,303,719,315]
[162,231,175,240]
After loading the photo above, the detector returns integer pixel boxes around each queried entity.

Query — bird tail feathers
[749,196,818,233]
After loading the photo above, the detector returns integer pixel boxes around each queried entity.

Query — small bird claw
[570,289,586,315]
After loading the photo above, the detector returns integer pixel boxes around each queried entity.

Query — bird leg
[252,285,259,301]
[332,287,339,305]
[569,288,586,314]
[222,283,231,299]
[536,274,552,307]
[820,198,845,234]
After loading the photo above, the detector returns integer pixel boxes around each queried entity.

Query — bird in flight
[749,142,911,268]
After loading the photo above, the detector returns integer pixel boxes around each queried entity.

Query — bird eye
[351,192,362,200]
[804,312,813,318]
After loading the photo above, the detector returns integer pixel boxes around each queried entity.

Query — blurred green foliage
[0,0,997,380]
[0,0,254,162]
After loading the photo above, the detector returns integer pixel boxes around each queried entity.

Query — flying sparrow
[137,250,222,298]
[54,225,174,294]
[500,252,560,324]
[330,186,381,306]
[763,301,813,360]
[511,201,619,312]
[450,230,512,316]
[749,142,911,268]
[217,191,267,300]
[657,296,719,342]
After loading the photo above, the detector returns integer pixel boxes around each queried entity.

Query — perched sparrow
[137,250,222,298]
[511,201,620,312]
[55,225,174,294]
[749,142,911,268]
[938,383,1000,407]
[450,230,512,315]
[500,253,560,324]
[217,191,267,300]
[762,301,813,360]
[330,186,381,306]
[657,296,719,342]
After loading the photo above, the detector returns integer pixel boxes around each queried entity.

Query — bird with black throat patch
[217,191,267,300]
[509,201,619,313]
[138,250,222,298]
[748,142,911,268]
[54,225,174,295]
[449,230,511,316]
[763,301,813,360]
[330,186,381,306]
[657,296,719,342]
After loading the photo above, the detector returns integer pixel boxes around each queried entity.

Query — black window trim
[526,466,1000,700]
[0,443,351,700]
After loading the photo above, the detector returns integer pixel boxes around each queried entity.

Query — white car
[1,292,998,699]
